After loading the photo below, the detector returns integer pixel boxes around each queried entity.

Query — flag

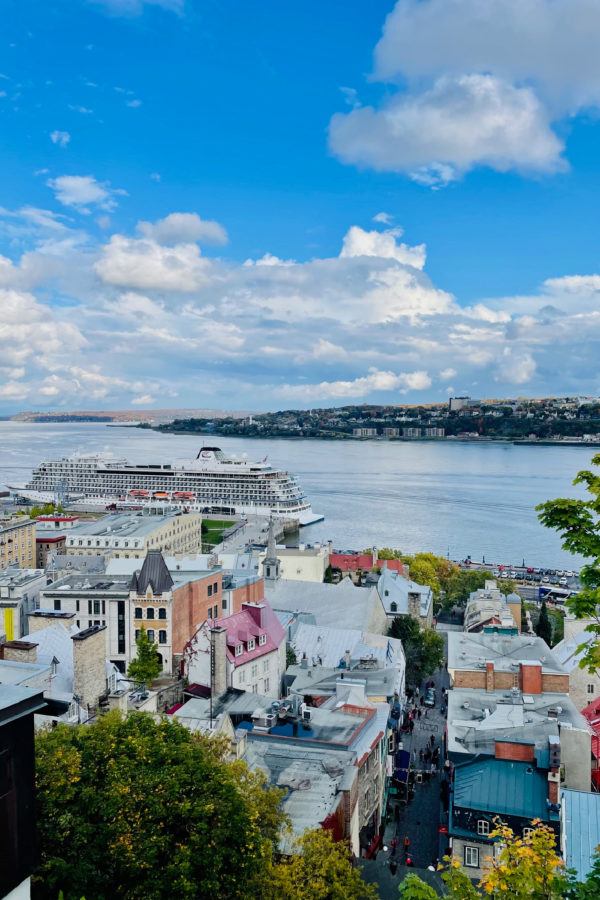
[386,639,393,663]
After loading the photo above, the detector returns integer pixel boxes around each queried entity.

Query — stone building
[553,617,600,712]
[64,507,203,560]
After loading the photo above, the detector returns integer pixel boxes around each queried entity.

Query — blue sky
[1,0,600,411]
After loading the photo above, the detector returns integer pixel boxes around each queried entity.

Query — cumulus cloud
[137,212,228,245]
[439,368,456,381]
[495,348,537,385]
[47,175,126,213]
[94,235,209,290]
[330,75,565,186]
[329,0,599,185]
[373,212,393,225]
[340,225,426,269]
[50,130,70,147]
[281,368,432,402]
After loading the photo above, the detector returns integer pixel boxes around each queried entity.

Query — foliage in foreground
[34,712,377,900]
[537,453,600,671]
[398,819,566,900]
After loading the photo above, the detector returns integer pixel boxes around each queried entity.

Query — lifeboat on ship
[153,491,170,500]
[129,489,149,497]
[173,491,195,500]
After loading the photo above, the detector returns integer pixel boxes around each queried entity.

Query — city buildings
[0,568,46,641]
[64,507,203,560]
[0,517,36,569]
[463,580,521,633]
[375,564,433,627]
[553,617,600,711]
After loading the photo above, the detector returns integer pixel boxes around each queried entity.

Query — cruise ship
[9,447,324,526]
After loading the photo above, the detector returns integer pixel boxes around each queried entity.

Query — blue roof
[454,758,548,820]
[562,788,600,881]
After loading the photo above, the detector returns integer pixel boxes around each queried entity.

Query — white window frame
[259,633,267,646]
[464,846,479,868]
[588,684,595,694]
[247,639,255,652]
[235,644,243,657]
[477,820,490,836]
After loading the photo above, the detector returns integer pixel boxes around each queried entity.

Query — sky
[1,0,600,412]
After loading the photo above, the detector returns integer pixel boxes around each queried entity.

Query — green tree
[564,850,600,898]
[286,646,298,667]
[536,600,553,645]
[389,616,444,686]
[397,873,439,899]
[269,829,378,900]
[324,564,333,583]
[537,453,600,671]
[127,625,161,685]
[33,711,285,900]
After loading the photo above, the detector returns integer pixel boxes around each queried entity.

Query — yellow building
[0,517,36,569]
[64,508,203,560]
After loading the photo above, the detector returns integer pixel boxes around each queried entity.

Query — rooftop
[286,664,402,702]
[376,566,433,618]
[447,687,590,761]
[448,631,565,675]
[265,578,384,631]
[561,788,600,882]
[289,621,404,670]
[454,757,549,820]
[65,510,189,540]
[0,683,46,722]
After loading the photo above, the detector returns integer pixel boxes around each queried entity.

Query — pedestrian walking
[430,734,435,746]
[419,748,424,762]
[430,762,436,777]
[416,686,420,697]
[420,695,424,705]
[404,836,410,856]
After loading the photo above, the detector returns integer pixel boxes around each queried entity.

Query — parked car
[424,688,436,707]
[541,576,550,584]
[559,577,568,586]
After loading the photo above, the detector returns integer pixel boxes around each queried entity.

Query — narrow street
[359,666,450,898]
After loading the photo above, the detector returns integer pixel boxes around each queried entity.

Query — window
[235,644,243,656]
[522,827,534,839]
[252,683,258,693]
[259,633,266,646]
[208,608,213,619]
[477,820,490,836]
[53,598,61,611]
[238,669,245,684]
[135,629,141,641]
[390,601,397,612]
[158,608,166,620]
[146,607,155,619]
[588,684,595,694]
[263,659,269,673]
[464,847,479,868]
[135,607,142,619]
[213,582,218,593]
[93,600,100,615]
[251,663,259,678]
[208,584,213,597]
[263,678,270,693]
[213,605,218,619]
[159,630,167,645]
[76,599,80,612]
[247,639,255,652]
[147,629,155,643]
[88,600,92,614]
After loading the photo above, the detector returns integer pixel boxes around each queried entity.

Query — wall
[258,548,328,583]
[452,668,569,693]
[72,627,107,710]
[230,578,264,615]
[172,572,222,656]
[561,728,592,792]
[0,520,36,569]
[365,588,389,635]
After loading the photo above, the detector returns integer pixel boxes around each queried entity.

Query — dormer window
[235,643,243,657]
[477,820,490,836]
[259,633,267,646]
[247,639,255,652]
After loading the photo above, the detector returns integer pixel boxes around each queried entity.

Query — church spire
[262,517,280,582]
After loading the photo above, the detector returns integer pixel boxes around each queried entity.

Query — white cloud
[340,225,426,269]
[495,348,537,385]
[374,0,600,111]
[47,175,126,213]
[50,130,70,147]
[439,368,456,380]
[373,212,393,225]
[330,75,565,186]
[137,212,228,246]
[131,394,155,405]
[244,253,296,267]
[0,380,30,400]
[281,368,432,401]
[68,105,93,115]
[126,99,142,108]
[91,0,183,15]
[94,235,209,290]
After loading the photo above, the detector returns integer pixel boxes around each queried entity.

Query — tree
[564,850,600,898]
[33,711,286,899]
[389,616,444,686]
[537,453,600,671]
[536,600,553,645]
[269,829,378,900]
[127,625,161,685]
[397,819,565,900]
[324,564,333,583]
[286,646,298,667]
[397,873,439,899]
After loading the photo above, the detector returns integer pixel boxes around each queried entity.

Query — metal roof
[454,758,548,820]
[561,788,600,881]
[448,631,566,675]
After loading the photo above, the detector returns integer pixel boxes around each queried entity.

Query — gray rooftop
[0,683,46,721]
[286,664,402,702]
[41,574,131,596]
[0,658,52,686]
[376,566,433,618]
[243,741,357,853]
[447,687,590,761]
[448,631,566,675]
[265,579,383,631]
[289,622,404,670]
[65,509,187,540]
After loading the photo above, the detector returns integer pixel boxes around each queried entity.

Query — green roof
[454,758,548,820]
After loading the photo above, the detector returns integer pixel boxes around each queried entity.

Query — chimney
[344,649,351,670]
[1,640,38,664]
[242,601,266,629]
[71,625,107,710]
[211,625,228,697]
[27,610,76,634]
[300,653,308,669]
[327,540,332,554]
[485,661,494,692]
[372,546,378,566]
[408,591,421,618]
[520,661,542,694]
[548,770,560,806]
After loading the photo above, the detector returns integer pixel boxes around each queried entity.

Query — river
[0,421,595,569]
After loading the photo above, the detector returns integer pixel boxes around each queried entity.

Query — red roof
[36,536,65,543]
[329,553,403,574]
[212,600,285,667]
[581,695,600,760]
